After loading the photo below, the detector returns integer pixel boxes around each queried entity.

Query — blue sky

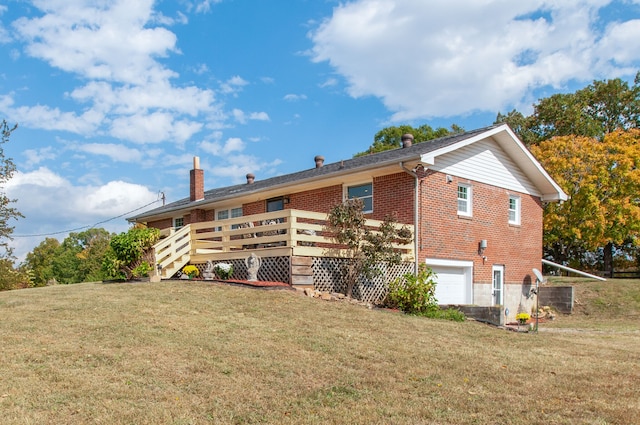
[1,0,640,262]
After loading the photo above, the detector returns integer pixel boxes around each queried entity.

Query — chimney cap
[401,133,414,148]
[246,173,255,184]
[314,155,325,168]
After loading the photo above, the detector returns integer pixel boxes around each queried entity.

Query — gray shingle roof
[130,125,500,221]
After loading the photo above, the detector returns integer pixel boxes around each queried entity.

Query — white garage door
[426,259,473,305]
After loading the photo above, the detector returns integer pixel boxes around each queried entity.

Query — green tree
[354,124,464,157]
[102,226,160,280]
[0,258,30,291]
[50,228,112,284]
[0,120,23,259]
[325,199,412,298]
[23,237,60,286]
[496,72,640,145]
[530,130,640,276]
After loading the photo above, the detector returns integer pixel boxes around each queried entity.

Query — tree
[49,228,112,284]
[496,73,640,145]
[354,124,464,157]
[325,199,412,298]
[0,120,23,259]
[23,237,60,286]
[530,130,640,275]
[102,226,160,280]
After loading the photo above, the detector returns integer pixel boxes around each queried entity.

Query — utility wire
[13,198,162,238]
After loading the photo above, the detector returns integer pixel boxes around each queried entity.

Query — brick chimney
[246,173,255,184]
[190,156,204,202]
[314,155,325,168]
[401,133,414,148]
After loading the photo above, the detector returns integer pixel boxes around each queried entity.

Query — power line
[13,198,162,238]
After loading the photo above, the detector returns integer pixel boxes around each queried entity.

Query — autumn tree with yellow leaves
[531,130,640,275]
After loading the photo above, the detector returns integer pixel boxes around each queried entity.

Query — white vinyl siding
[429,138,539,196]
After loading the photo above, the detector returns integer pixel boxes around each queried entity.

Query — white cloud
[249,111,270,121]
[2,1,223,145]
[232,109,270,124]
[109,112,203,144]
[222,137,245,154]
[310,0,640,120]
[22,146,57,169]
[75,143,144,163]
[220,76,249,95]
[13,0,178,85]
[7,167,159,262]
[284,94,308,101]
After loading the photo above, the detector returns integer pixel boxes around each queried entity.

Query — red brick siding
[243,201,265,216]
[288,185,343,212]
[418,171,542,285]
[372,173,415,223]
[148,218,172,230]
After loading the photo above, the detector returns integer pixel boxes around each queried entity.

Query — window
[457,184,472,216]
[508,195,521,225]
[267,197,285,212]
[347,183,373,213]
[174,217,184,229]
[216,206,243,230]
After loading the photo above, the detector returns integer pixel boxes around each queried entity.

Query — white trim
[425,258,473,267]
[425,258,474,305]
[508,194,521,225]
[421,124,567,202]
[457,183,472,217]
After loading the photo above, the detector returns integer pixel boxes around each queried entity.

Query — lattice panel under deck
[312,258,414,304]
[195,256,291,283]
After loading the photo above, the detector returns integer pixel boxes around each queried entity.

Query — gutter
[400,162,422,274]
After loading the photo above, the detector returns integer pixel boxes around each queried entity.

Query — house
[129,124,567,323]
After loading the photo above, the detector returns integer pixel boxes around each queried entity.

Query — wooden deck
[153,209,414,280]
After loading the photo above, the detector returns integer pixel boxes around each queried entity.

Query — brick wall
[148,217,172,230]
[373,173,415,223]
[288,185,342,212]
[418,170,543,286]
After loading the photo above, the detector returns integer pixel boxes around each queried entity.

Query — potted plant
[182,265,199,279]
[516,312,530,325]
[214,262,234,280]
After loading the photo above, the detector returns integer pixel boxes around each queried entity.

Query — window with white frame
[508,195,521,225]
[216,206,243,230]
[347,182,373,213]
[174,217,184,229]
[457,184,472,216]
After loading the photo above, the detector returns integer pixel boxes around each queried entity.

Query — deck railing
[154,209,414,278]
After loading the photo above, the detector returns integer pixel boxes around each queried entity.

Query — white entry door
[492,265,504,306]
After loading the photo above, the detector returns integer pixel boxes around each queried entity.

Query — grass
[0,279,639,424]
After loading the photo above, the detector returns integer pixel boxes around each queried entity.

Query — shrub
[386,264,466,322]
[102,226,160,280]
[386,264,438,315]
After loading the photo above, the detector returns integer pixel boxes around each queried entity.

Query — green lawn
[0,279,638,424]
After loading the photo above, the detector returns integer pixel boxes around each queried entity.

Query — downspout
[401,162,421,274]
